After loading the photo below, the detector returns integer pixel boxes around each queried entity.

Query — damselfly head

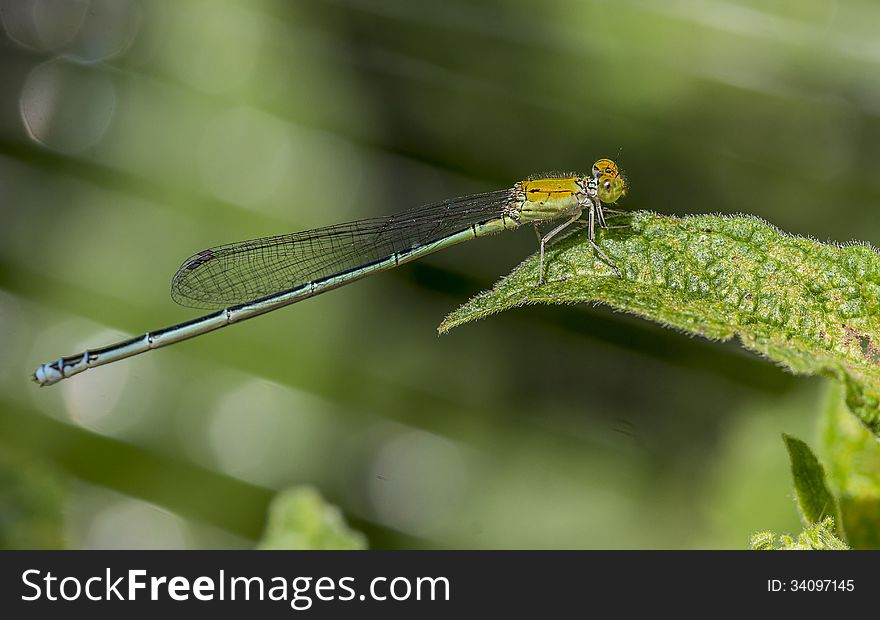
[592,158,619,178]
[592,158,626,203]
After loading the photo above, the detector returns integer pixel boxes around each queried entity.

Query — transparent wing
[171,189,513,308]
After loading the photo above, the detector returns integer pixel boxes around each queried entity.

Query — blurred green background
[1,0,876,549]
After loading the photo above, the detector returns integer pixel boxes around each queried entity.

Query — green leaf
[782,434,839,527]
[440,212,880,436]
[820,381,880,549]
[256,486,367,550]
[749,531,776,551]
[750,517,848,550]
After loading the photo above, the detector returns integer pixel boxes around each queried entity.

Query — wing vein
[170,189,513,309]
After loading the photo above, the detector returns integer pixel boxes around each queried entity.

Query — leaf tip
[437,317,456,335]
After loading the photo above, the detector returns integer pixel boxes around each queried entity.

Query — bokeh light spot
[81,498,188,549]
[0,0,140,59]
[20,58,117,153]
[163,0,263,94]
[368,430,469,537]
[31,0,90,50]
[207,378,335,487]
[57,329,157,436]
[198,106,293,209]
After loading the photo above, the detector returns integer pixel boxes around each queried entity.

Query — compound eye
[597,174,626,203]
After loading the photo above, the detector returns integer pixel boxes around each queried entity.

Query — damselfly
[33,159,627,386]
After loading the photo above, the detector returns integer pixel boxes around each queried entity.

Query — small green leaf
[782,434,839,527]
[820,381,880,549]
[749,531,776,550]
[256,486,367,550]
[440,212,880,436]
[750,517,848,550]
